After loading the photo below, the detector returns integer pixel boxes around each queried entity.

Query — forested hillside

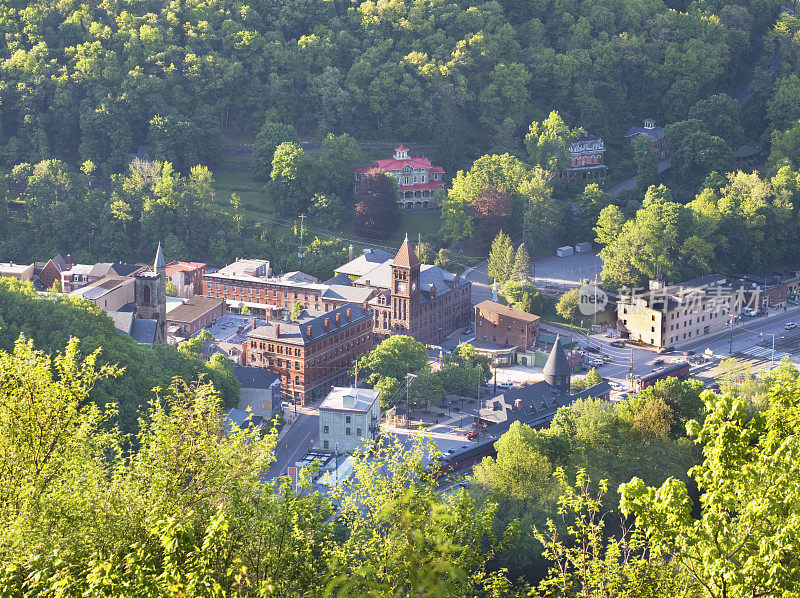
[0,0,778,175]
[0,278,239,432]
[1,330,799,595]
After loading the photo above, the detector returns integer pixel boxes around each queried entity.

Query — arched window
[143,285,151,303]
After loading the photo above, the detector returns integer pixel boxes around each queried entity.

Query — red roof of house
[374,157,433,170]
[395,144,409,151]
[398,181,446,191]
[165,261,206,276]
[429,166,445,173]
[393,237,420,268]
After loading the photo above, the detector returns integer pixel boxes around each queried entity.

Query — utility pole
[629,348,634,387]
[405,373,417,429]
[593,274,598,327]
[772,333,775,367]
[729,316,734,355]
[298,213,307,269]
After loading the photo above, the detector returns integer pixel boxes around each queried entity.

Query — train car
[431,437,498,478]
[633,361,690,392]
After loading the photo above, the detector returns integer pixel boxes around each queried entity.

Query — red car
[465,430,479,440]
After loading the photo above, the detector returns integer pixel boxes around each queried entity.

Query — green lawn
[212,167,273,214]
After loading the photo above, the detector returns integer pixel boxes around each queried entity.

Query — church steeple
[154,242,166,272]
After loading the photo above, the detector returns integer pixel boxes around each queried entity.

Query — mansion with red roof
[353,145,445,210]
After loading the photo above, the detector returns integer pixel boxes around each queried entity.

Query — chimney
[349,244,355,261]
[365,279,370,288]
[307,325,313,339]
[515,399,522,410]
[274,323,280,337]
[342,393,356,409]
[335,313,341,327]
[66,254,72,267]
[252,317,257,330]
[346,308,352,322]
[324,318,330,332]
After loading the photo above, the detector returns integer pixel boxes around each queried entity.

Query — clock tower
[391,234,420,334]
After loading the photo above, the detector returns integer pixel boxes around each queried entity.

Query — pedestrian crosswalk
[740,346,791,360]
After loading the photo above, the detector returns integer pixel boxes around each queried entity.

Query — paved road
[263,411,319,481]
[607,159,672,197]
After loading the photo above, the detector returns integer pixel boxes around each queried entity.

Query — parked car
[610,340,626,348]
[585,346,600,354]
[683,350,695,356]
[658,346,675,354]
[497,381,513,389]
[652,359,664,366]
[589,358,605,366]
[465,430,479,440]
[785,322,797,330]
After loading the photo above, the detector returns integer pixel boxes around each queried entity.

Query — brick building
[37,254,70,289]
[166,295,226,343]
[344,237,471,344]
[624,118,666,159]
[353,145,445,210]
[558,132,607,180]
[246,304,373,405]
[202,259,329,314]
[165,261,207,298]
[473,301,541,365]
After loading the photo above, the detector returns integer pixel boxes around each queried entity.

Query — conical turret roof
[392,234,420,268]
[154,243,166,270]
[543,336,571,380]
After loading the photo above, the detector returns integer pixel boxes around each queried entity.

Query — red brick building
[202,259,328,313]
[246,304,373,404]
[474,300,540,349]
[349,237,472,344]
[165,261,207,298]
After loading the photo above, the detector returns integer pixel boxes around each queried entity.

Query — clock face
[396,282,405,292]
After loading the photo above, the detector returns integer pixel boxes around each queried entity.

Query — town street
[262,409,319,481]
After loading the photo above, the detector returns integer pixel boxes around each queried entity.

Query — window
[323,425,329,434]
[356,428,362,436]
[507,325,511,330]
[346,427,351,435]
[346,416,351,423]
[323,440,329,449]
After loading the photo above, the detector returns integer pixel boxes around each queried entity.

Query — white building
[318,387,380,453]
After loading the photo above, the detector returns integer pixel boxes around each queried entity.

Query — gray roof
[280,271,318,284]
[166,296,224,324]
[71,276,134,300]
[324,273,353,286]
[624,125,664,140]
[234,365,279,389]
[483,380,612,436]
[320,387,380,412]
[543,337,571,379]
[88,263,114,278]
[335,248,394,278]
[110,263,143,277]
[321,285,375,303]
[130,318,157,344]
[111,311,133,335]
[249,303,370,346]
[154,243,166,269]
[357,263,465,302]
[50,254,69,272]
